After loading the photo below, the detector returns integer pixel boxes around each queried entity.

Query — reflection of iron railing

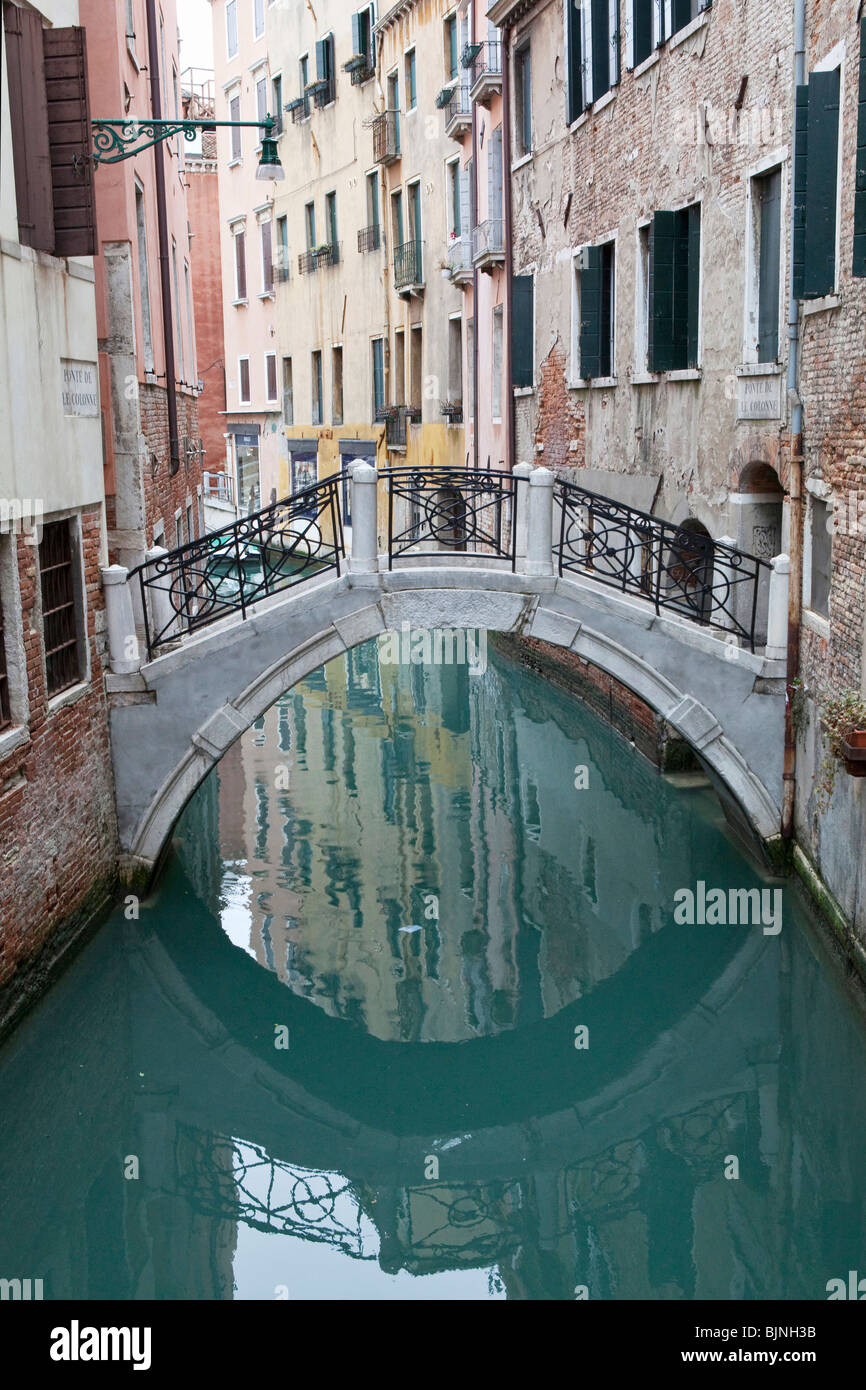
[554,480,770,650]
[130,477,344,658]
[386,465,524,569]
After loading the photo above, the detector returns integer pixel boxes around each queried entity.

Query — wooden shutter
[685,202,700,367]
[511,274,534,388]
[803,68,840,299]
[579,245,604,380]
[792,83,809,299]
[854,19,866,276]
[758,170,782,360]
[44,27,97,257]
[609,0,620,87]
[3,1,54,252]
[649,211,677,371]
[351,11,362,56]
[672,0,692,34]
[633,0,653,68]
[489,125,503,223]
[315,38,326,80]
[591,0,609,100]
[566,0,582,124]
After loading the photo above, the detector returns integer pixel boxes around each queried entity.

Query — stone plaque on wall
[737,374,783,421]
[61,360,99,417]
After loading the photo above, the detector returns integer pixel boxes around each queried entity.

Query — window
[492,306,503,419]
[256,73,269,142]
[229,92,242,160]
[175,512,184,550]
[238,356,251,403]
[448,317,462,403]
[312,350,324,425]
[648,204,701,372]
[405,49,417,109]
[488,126,503,224]
[39,520,82,697]
[575,240,615,380]
[282,358,293,424]
[171,239,184,383]
[315,34,335,104]
[809,498,832,617]
[629,0,656,69]
[391,190,404,247]
[352,8,374,66]
[260,218,274,294]
[332,347,344,424]
[125,0,136,53]
[394,329,405,404]
[371,337,385,418]
[184,261,196,384]
[366,171,380,230]
[466,317,475,419]
[511,274,534,387]
[669,0,708,40]
[636,222,651,370]
[305,201,316,250]
[445,14,458,80]
[855,18,866,276]
[448,159,461,236]
[567,0,620,118]
[746,168,782,363]
[299,54,310,117]
[234,227,247,301]
[326,190,338,248]
[515,45,532,156]
[226,0,238,59]
[135,183,154,372]
[410,325,423,411]
[265,352,278,403]
[272,74,283,133]
[186,502,194,543]
[254,0,265,40]
[276,215,289,279]
[793,62,841,299]
[387,71,400,153]
[408,181,422,247]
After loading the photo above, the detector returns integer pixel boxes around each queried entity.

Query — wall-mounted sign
[61,360,99,417]
[737,373,782,421]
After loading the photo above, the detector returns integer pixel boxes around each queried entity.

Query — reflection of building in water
[212,638,709,1043]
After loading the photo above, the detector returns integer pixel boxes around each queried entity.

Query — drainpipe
[781,0,806,841]
[146,0,180,472]
[501,20,515,473]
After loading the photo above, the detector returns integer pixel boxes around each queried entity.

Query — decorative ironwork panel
[387,466,523,570]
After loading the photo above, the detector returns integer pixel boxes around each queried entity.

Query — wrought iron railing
[131,477,345,658]
[554,480,770,650]
[312,76,335,107]
[202,470,234,504]
[386,466,523,569]
[445,85,471,129]
[447,233,472,279]
[298,249,316,275]
[381,405,407,448]
[314,241,340,267]
[372,110,399,163]
[472,218,505,260]
[394,239,423,289]
[358,223,381,253]
[470,39,503,87]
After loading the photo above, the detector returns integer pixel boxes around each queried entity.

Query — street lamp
[91,115,285,180]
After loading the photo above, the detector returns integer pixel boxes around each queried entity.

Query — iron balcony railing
[445,85,471,131]
[298,249,316,275]
[372,110,400,163]
[394,239,424,289]
[203,470,234,504]
[470,39,502,87]
[553,480,771,650]
[312,76,335,107]
[447,233,472,279]
[287,96,308,123]
[378,405,407,448]
[358,224,381,253]
[130,477,345,659]
[386,465,525,568]
[472,218,505,261]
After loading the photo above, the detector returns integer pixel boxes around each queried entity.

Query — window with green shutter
[794,66,840,298]
[511,274,534,388]
[578,242,615,379]
[566,0,583,125]
[649,204,700,372]
[853,19,866,276]
[632,1,654,68]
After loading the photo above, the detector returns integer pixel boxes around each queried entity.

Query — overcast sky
[178,0,214,70]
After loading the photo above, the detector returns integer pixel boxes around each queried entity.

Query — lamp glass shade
[256,136,284,181]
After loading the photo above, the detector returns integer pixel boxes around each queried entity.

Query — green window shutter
[792,83,809,299]
[685,203,701,368]
[854,19,866,276]
[579,245,604,379]
[511,274,534,388]
[591,0,610,100]
[649,211,677,372]
[633,1,653,67]
[610,0,620,87]
[672,0,692,34]
[566,0,582,125]
[803,67,840,299]
[351,12,362,57]
[758,169,782,361]
[315,39,327,81]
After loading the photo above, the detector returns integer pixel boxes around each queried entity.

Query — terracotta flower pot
[842,728,866,776]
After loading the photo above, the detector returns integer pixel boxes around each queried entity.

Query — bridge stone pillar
[525,467,554,577]
[349,463,379,575]
[101,565,141,673]
[512,463,533,565]
[144,545,177,647]
[765,553,790,661]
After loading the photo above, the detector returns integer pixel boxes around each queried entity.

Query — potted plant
[818,688,866,805]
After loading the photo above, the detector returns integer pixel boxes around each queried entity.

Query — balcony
[314,241,340,268]
[372,110,400,165]
[378,405,407,450]
[447,233,472,286]
[306,76,335,108]
[472,219,505,272]
[469,40,502,106]
[298,249,316,275]
[343,54,375,86]
[444,86,471,140]
[358,224,381,253]
[286,96,308,124]
[203,471,234,504]
[394,239,424,295]
[441,400,463,424]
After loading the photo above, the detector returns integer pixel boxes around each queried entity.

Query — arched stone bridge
[102,466,790,884]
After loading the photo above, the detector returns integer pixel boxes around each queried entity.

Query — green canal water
[2,635,866,1300]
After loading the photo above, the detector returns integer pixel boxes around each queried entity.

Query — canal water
[1,634,865,1300]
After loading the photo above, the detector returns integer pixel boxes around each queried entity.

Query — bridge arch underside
[109,568,786,882]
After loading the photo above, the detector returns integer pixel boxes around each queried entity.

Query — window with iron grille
[0,587,12,730]
[39,520,82,698]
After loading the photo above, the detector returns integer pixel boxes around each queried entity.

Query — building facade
[0,0,117,1026]
[83,0,203,568]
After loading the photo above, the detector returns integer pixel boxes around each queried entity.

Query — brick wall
[186,165,228,484]
[0,508,118,1031]
[138,384,202,545]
